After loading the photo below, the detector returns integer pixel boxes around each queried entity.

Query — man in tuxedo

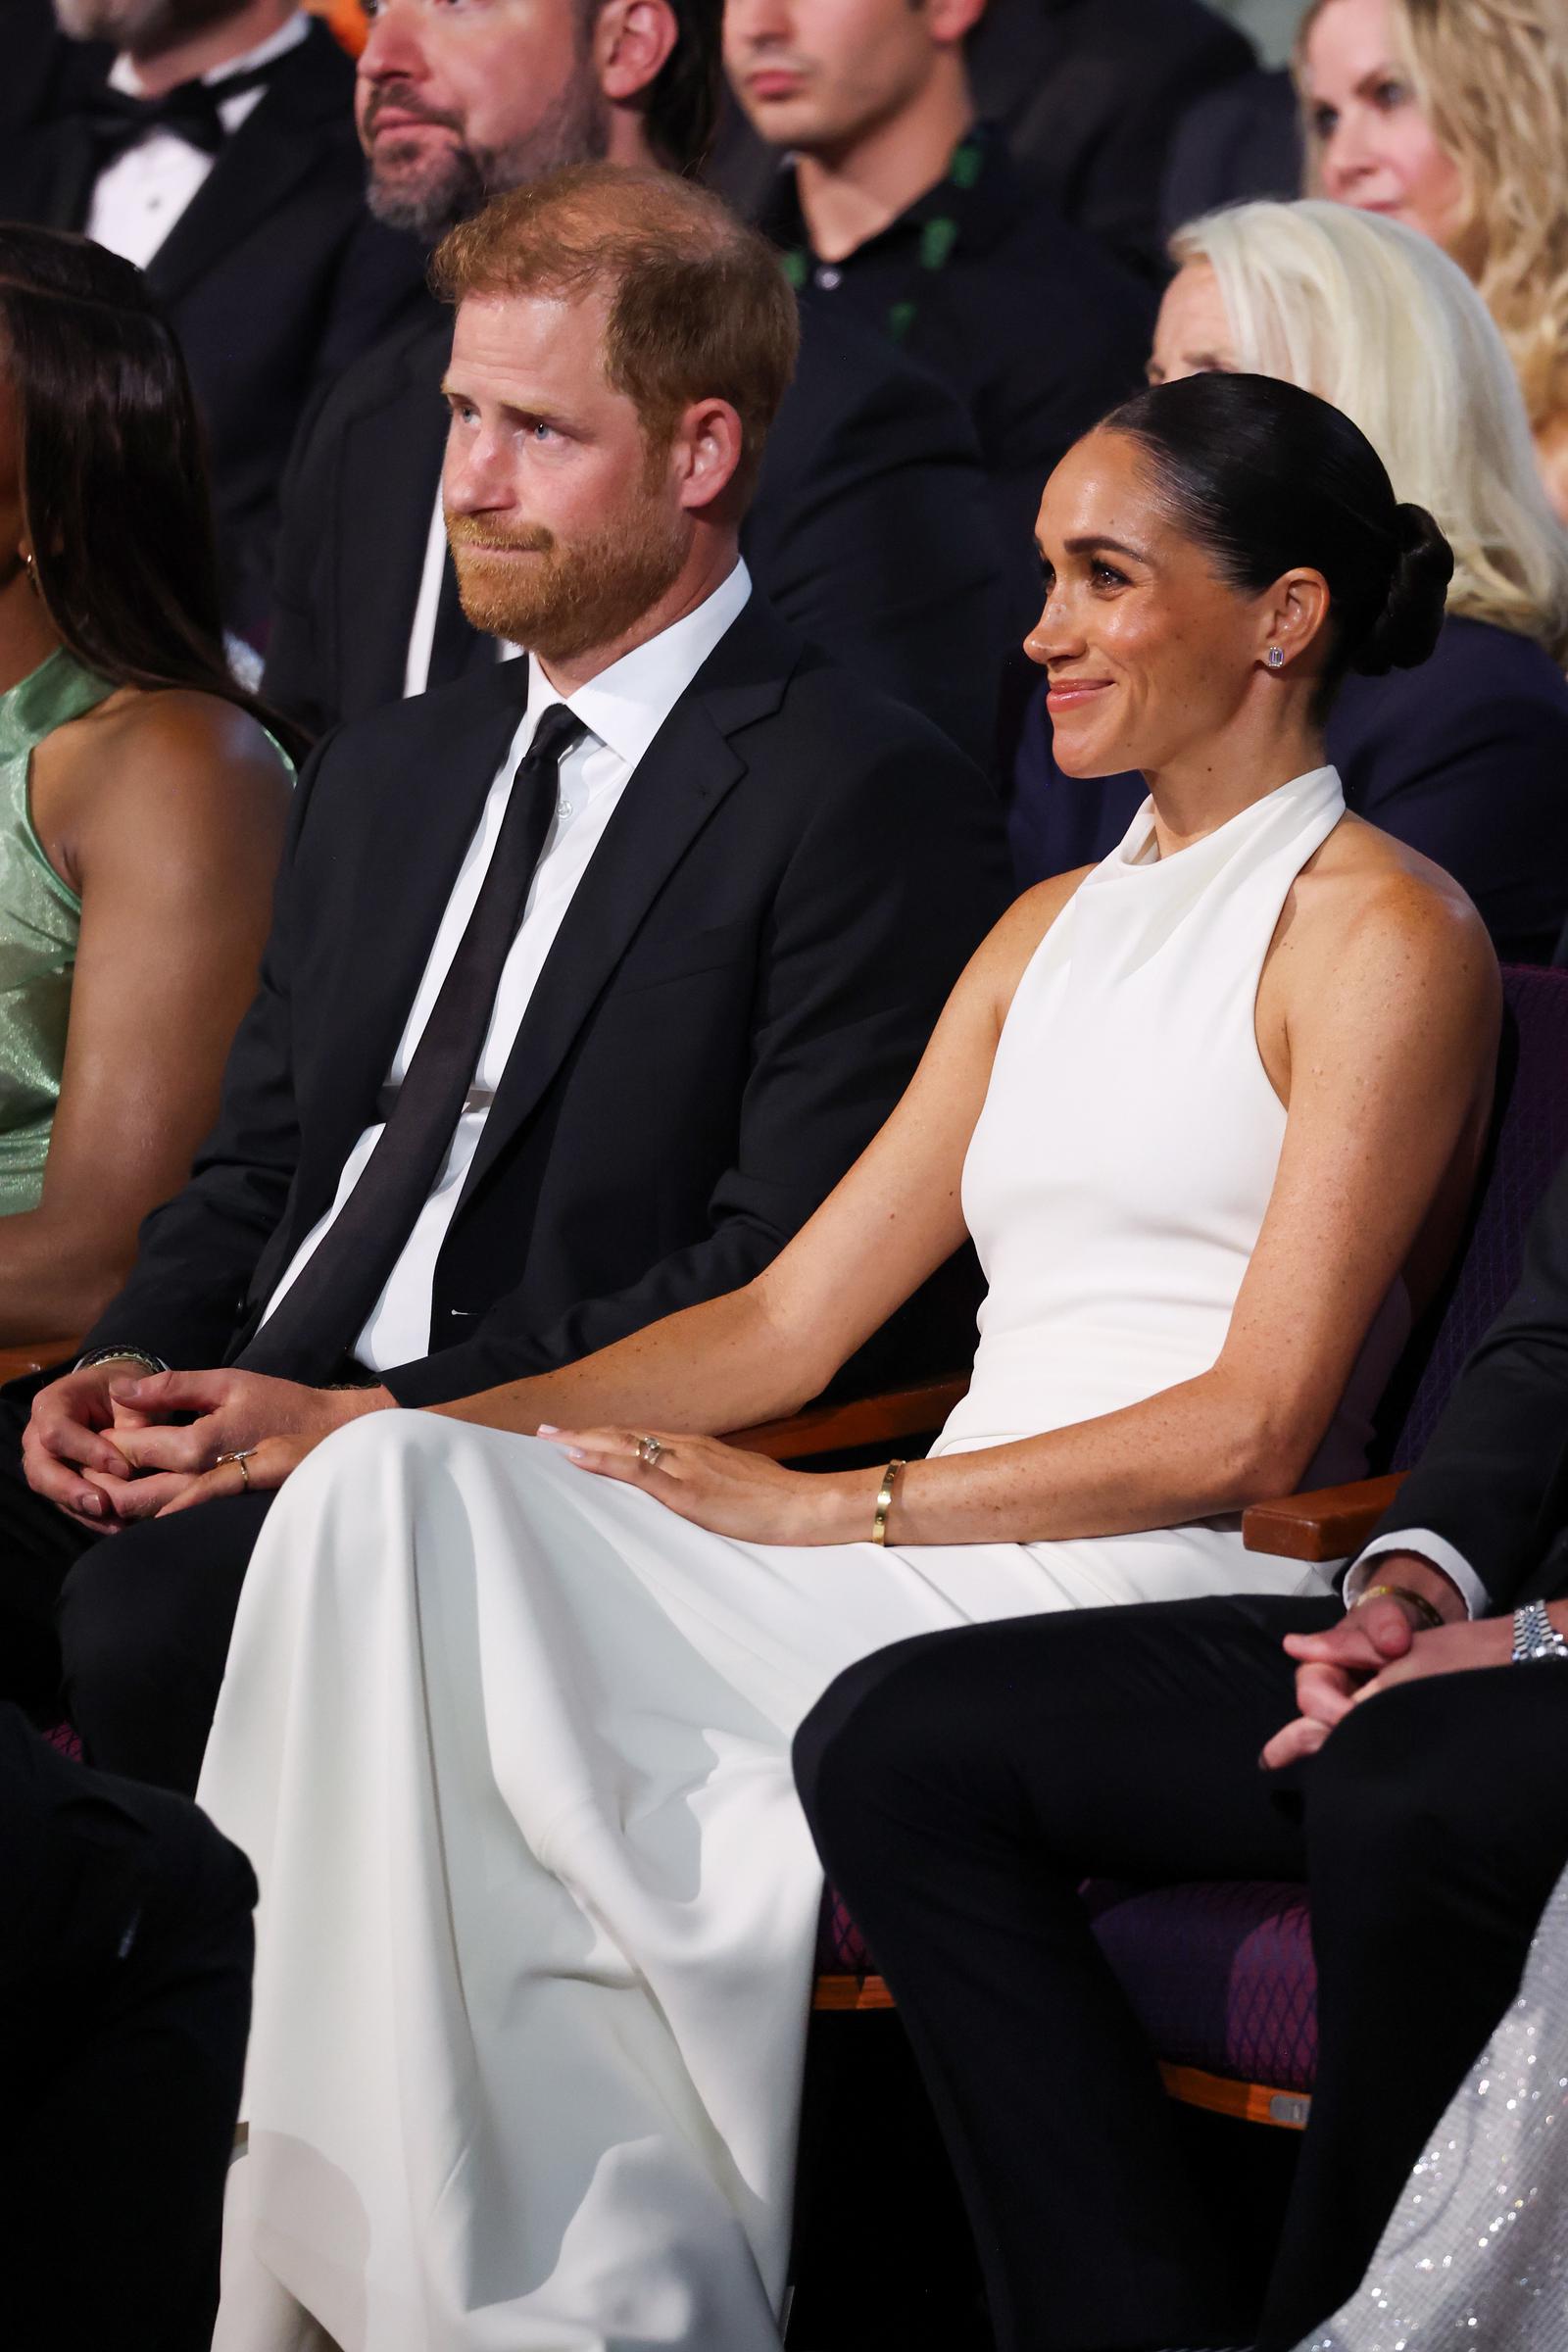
[710,0,1255,281]
[725,0,1154,627]
[798,1148,1568,2352]
[3,165,1010,1798]
[261,0,1008,767]
[0,0,427,645]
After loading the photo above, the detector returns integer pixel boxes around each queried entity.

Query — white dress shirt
[259,558,754,1374]
[404,490,522,698]
[1344,1526,1489,1619]
[84,11,309,270]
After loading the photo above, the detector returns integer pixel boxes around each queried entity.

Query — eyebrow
[1057,534,1152,564]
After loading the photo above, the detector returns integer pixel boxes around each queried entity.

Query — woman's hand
[538,1426,865,1544]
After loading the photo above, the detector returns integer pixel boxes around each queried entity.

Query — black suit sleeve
[743,345,1006,769]
[1366,1147,1568,1607]
[74,752,326,1369]
[379,735,1011,1406]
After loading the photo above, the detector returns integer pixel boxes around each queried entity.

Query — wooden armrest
[732,1376,970,1463]
[0,1339,80,1388]
[1242,1471,1406,1563]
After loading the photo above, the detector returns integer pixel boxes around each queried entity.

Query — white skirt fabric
[201,1410,1328,2352]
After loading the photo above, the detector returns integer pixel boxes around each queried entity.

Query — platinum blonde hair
[1170,196,1568,661]
[1296,0,1568,429]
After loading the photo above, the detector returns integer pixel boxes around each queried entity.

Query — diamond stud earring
[1266,645,1285,670]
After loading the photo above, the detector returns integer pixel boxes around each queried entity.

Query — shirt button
[814,266,842,290]
[558,797,574,819]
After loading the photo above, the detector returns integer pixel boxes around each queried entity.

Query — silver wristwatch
[1511,1600,1568,1664]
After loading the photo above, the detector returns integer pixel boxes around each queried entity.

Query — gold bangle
[1355,1582,1446,1634]
[871,1458,906,1547]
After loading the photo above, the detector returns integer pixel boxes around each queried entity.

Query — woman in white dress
[196,372,1500,2352]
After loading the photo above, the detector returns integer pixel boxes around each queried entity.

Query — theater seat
[799,965,1568,2132]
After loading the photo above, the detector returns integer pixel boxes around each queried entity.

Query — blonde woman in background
[1012,197,1568,962]
[1298,0,1568,517]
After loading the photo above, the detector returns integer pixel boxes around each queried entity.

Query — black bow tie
[85,59,276,165]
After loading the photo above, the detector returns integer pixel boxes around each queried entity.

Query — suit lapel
[300,661,533,1218]
[457,602,799,1207]
[339,317,453,711]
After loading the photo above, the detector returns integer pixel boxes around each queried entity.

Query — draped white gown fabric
[202,765,1406,2352]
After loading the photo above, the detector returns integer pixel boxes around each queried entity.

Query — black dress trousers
[795,1593,1568,2352]
[0,1702,256,2348]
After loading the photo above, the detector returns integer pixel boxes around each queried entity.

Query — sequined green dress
[0,650,118,1213]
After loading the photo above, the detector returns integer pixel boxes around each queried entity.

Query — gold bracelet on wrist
[1354,1582,1446,1634]
[871,1458,906,1547]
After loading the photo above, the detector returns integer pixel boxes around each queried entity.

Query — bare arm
[548,863,1499,1549]
[437,879,1083,1438]
[0,693,290,1340]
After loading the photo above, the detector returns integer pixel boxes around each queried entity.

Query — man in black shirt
[725,0,1153,626]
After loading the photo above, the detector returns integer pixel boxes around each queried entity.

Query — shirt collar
[111,9,308,97]
[526,560,753,772]
[765,122,1018,270]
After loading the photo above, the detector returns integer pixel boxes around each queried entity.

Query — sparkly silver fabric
[1299,1862,1568,2350]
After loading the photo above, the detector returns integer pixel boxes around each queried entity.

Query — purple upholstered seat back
[1383,965,1568,1470]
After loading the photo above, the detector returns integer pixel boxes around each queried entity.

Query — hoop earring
[1266,645,1285,670]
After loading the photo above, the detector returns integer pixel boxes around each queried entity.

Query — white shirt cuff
[1344,1528,1490,1620]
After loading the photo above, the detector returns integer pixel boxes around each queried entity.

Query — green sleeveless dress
[0,649,119,1214]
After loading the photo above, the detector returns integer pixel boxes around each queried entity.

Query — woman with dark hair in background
[196,375,1494,2351]
[0,225,291,1351]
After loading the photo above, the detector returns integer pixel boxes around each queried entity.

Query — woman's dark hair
[645,0,723,175]
[0,224,307,762]
[1102,372,1454,708]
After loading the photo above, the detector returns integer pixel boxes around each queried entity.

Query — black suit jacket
[0,20,428,641]
[710,0,1253,279]
[82,596,1010,1406]
[1367,1145,1568,1610]
[1158,67,1303,241]
[261,294,1008,766]
[1010,617,1568,965]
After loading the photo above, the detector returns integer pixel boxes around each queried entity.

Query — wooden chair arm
[732,1377,970,1463]
[1242,1471,1406,1564]
[0,1339,79,1388]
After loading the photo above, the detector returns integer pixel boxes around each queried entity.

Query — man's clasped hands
[21,1362,393,1532]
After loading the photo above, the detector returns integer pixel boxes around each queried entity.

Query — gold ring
[216,1447,258,1491]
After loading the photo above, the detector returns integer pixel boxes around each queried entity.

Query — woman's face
[1026,428,1273,779]
[1147,264,1237,385]
[1301,0,1465,246]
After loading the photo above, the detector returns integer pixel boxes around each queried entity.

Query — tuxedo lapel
[142,25,348,305]
[457,604,798,1208]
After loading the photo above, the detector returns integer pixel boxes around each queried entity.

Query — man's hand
[1348,1614,1514,1703]
[77,1369,393,1523]
[1260,1557,1468,1771]
[23,1359,160,1530]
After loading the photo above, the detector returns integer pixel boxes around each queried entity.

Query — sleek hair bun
[1102,373,1455,714]
[1350,501,1453,675]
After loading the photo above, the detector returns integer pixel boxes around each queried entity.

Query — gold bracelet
[1355,1582,1446,1634]
[871,1458,906,1547]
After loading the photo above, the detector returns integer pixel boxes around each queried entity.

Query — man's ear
[930,0,989,48]
[595,0,679,105]
[672,398,746,515]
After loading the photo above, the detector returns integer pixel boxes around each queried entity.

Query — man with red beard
[0,165,1010,1798]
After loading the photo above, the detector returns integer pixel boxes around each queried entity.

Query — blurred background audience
[261,0,1009,766]
[1011,198,1568,963]
[0,226,290,1367]
[0,0,428,650]
[724,0,1155,624]
[1298,0,1568,520]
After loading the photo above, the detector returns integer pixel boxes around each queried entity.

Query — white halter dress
[201,763,1407,2351]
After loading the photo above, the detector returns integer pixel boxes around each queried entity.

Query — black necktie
[240,704,588,1382]
[84,58,276,167]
